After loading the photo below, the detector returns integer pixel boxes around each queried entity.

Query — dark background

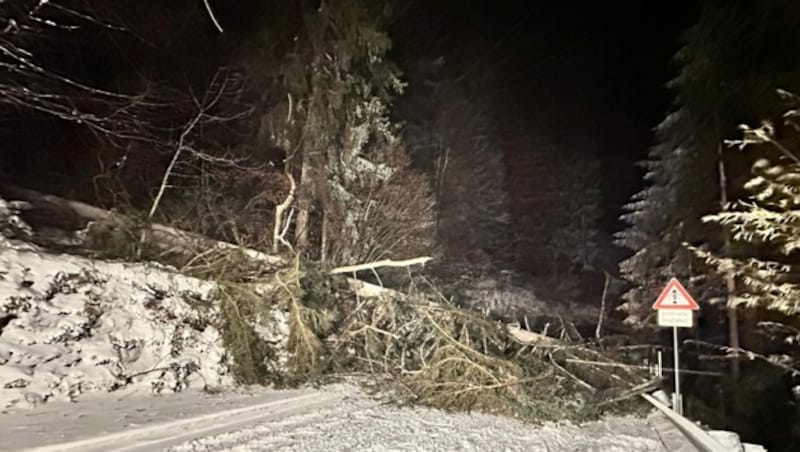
[0,1,699,272]
[391,1,698,253]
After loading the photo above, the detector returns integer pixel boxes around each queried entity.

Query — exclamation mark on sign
[671,289,678,304]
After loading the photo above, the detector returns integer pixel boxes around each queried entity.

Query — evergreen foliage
[616,0,800,322]
[395,45,603,300]
[696,106,800,317]
[259,0,436,266]
[395,55,510,277]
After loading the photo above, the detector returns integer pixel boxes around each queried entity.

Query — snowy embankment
[0,242,235,409]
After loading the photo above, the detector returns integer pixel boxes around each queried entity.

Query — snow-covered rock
[0,244,235,409]
[0,197,33,244]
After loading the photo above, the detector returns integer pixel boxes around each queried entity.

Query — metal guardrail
[639,347,767,451]
[564,358,724,377]
[642,393,731,452]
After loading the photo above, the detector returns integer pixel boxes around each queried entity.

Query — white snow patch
[0,244,235,409]
[0,197,33,243]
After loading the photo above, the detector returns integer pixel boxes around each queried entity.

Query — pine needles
[314,279,650,422]
[278,261,324,376]
[186,252,652,422]
[217,285,278,385]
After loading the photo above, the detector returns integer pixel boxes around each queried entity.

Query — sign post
[652,277,700,415]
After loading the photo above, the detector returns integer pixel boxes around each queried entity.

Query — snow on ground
[0,383,673,452]
[168,388,665,452]
[0,242,234,409]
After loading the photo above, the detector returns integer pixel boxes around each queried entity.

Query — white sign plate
[657,309,693,328]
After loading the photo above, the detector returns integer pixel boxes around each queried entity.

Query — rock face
[0,244,234,409]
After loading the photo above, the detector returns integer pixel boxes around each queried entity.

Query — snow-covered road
[0,384,685,452]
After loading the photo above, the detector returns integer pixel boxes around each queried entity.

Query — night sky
[392,1,698,244]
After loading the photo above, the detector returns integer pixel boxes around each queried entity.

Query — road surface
[0,384,689,451]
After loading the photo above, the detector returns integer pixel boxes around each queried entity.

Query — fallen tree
[0,183,657,422]
[306,274,658,421]
[0,180,284,271]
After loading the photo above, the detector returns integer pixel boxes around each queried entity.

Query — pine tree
[395,57,510,277]
[504,134,603,299]
[432,86,511,273]
[694,104,800,374]
[263,0,436,265]
[697,102,800,306]
[545,158,602,276]
[616,1,800,324]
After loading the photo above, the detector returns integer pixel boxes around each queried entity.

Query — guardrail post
[657,350,663,378]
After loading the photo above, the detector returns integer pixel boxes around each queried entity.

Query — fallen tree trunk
[506,324,561,346]
[329,256,433,275]
[0,180,284,267]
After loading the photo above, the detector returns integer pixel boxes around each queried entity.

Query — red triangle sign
[652,278,700,311]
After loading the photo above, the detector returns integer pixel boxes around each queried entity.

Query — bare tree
[0,1,165,144]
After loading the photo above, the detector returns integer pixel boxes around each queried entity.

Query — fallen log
[505,324,561,346]
[346,278,403,298]
[329,256,433,275]
[0,180,284,267]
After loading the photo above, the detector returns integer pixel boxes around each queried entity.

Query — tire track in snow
[166,392,380,452]
[23,390,345,452]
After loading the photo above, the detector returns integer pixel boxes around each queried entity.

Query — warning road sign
[652,277,701,415]
[652,278,700,311]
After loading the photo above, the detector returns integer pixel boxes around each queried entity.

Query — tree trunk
[272,172,295,254]
[320,209,327,263]
[294,156,311,253]
[0,180,284,267]
[717,141,740,379]
[595,271,610,340]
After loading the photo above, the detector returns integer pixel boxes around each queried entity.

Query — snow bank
[0,244,234,409]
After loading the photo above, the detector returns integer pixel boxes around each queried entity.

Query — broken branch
[329,256,433,275]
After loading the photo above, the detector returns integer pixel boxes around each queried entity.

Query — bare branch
[43,3,128,31]
[329,256,433,275]
[147,110,205,220]
[202,0,224,33]
[273,172,296,253]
